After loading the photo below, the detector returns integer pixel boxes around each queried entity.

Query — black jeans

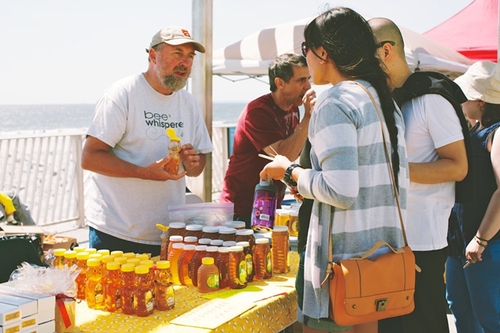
[89,227,160,256]
[379,248,450,333]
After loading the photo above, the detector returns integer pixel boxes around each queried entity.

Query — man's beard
[162,74,187,91]
[161,66,189,91]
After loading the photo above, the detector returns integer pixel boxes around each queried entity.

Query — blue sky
[0,0,472,104]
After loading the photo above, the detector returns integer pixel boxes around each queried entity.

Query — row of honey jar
[164,226,291,290]
[51,247,174,317]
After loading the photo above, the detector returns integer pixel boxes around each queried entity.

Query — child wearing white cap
[447,60,500,333]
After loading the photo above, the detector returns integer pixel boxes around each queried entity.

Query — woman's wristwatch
[283,163,301,187]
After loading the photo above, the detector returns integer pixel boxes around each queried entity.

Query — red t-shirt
[220,93,300,217]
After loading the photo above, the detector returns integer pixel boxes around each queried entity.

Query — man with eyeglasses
[220,53,315,228]
[369,18,473,333]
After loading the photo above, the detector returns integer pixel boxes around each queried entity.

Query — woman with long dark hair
[260,8,409,333]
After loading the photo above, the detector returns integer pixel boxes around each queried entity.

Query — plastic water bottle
[251,178,278,232]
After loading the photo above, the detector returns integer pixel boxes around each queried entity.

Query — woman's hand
[465,238,486,264]
[290,186,303,202]
[259,155,292,181]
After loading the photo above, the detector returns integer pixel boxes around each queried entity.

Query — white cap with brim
[454,61,500,104]
[149,26,205,53]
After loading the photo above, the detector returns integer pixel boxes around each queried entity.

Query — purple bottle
[250,178,277,232]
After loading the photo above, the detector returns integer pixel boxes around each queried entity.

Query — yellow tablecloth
[74,252,299,333]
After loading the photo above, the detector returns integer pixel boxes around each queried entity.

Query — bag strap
[355,82,408,245]
[321,82,407,287]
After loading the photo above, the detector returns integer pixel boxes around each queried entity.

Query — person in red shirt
[220,53,316,228]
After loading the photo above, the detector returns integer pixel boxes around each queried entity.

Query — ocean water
[0,102,246,133]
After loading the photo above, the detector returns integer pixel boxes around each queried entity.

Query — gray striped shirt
[297,80,409,320]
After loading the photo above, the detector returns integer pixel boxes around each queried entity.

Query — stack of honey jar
[48,220,291,318]
[162,222,290,292]
[51,247,174,317]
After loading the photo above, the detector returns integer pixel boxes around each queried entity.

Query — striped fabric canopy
[213,17,473,79]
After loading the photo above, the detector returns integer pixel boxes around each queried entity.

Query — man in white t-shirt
[82,26,213,255]
[370,18,469,333]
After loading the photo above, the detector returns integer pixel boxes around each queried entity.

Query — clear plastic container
[218,227,237,242]
[97,249,110,257]
[189,245,207,287]
[160,229,169,261]
[184,236,198,246]
[114,256,128,266]
[166,136,181,174]
[104,261,122,312]
[178,244,196,286]
[235,229,256,254]
[198,238,212,246]
[215,247,230,289]
[210,239,224,247]
[140,260,155,287]
[201,226,220,240]
[127,258,141,267]
[254,238,272,280]
[236,241,254,283]
[86,248,97,255]
[274,209,290,227]
[204,246,219,263]
[110,250,124,258]
[53,248,66,269]
[167,235,184,259]
[288,210,299,237]
[85,258,104,309]
[76,251,89,300]
[272,226,290,274]
[197,257,220,293]
[225,221,246,230]
[228,246,247,289]
[63,250,77,268]
[155,261,175,311]
[165,222,186,257]
[185,224,204,239]
[133,265,154,317]
[168,243,185,285]
[136,253,150,261]
[119,263,136,315]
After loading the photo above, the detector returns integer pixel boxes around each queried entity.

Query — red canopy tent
[423,0,498,62]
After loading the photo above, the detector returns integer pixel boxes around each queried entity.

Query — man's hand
[144,155,187,181]
[179,143,206,177]
[302,88,317,117]
[180,143,201,172]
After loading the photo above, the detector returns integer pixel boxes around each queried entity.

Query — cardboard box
[0,225,44,236]
[19,314,36,331]
[35,312,52,328]
[36,320,54,333]
[0,285,55,323]
[0,294,37,318]
[42,235,77,251]
[0,320,21,333]
[21,329,37,333]
[0,303,21,326]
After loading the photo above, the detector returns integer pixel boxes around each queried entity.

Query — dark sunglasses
[377,40,396,48]
[301,41,326,62]
[301,41,308,57]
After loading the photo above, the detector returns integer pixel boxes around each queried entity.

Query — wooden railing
[0,125,234,229]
